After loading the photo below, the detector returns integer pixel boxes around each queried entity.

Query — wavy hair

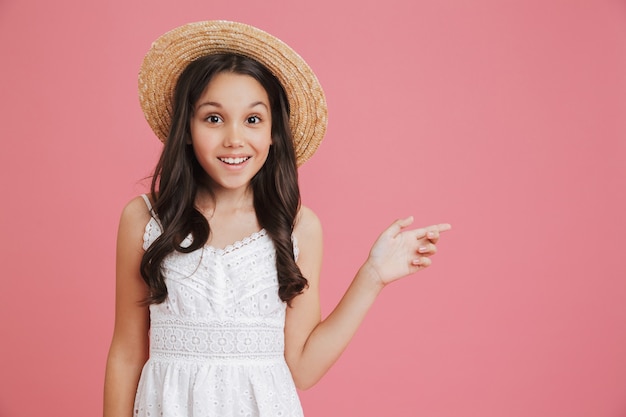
[140,54,307,305]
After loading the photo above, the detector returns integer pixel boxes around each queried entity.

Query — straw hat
[138,20,327,166]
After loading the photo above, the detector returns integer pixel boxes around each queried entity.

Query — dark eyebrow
[196,101,269,111]
[196,101,221,111]
[249,101,269,110]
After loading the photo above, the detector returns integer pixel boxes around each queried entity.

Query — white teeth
[219,157,249,165]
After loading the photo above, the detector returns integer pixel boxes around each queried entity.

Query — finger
[387,216,415,237]
[426,228,440,243]
[418,243,437,255]
[427,223,452,243]
[413,228,428,240]
[411,257,432,268]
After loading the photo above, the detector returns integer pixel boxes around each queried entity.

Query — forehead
[198,72,269,105]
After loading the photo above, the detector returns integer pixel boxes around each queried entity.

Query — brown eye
[247,116,261,124]
[206,115,222,123]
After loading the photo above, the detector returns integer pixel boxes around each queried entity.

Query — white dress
[134,195,304,417]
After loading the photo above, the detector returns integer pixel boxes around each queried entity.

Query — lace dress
[134,195,304,417]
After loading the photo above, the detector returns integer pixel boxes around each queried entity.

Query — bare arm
[284,207,450,389]
[103,197,152,417]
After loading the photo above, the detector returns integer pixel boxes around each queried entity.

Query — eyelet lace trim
[150,318,285,362]
[144,218,300,261]
[205,229,268,255]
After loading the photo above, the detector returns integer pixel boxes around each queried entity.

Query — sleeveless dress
[134,195,304,417]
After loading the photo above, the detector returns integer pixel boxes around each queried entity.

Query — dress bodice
[134,197,304,417]
[143,217,288,362]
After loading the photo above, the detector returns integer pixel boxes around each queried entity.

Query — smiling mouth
[219,156,251,165]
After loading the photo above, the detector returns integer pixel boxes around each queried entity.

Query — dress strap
[141,194,163,229]
[140,194,156,216]
[291,235,300,261]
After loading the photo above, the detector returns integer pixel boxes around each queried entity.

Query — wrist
[356,260,387,294]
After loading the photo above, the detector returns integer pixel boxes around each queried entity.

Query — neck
[195,183,255,217]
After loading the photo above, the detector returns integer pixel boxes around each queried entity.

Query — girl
[104,21,450,417]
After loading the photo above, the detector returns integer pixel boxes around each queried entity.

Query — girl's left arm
[284,206,450,390]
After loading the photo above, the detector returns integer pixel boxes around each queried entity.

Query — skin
[103,196,151,417]
[103,72,450,416]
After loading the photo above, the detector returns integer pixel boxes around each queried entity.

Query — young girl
[104,21,450,417]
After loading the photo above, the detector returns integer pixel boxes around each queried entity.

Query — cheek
[190,138,215,162]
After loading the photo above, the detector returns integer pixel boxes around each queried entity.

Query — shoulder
[294,204,322,242]
[117,195,154,247]
[120,195,153,226]
[293,205,323,267]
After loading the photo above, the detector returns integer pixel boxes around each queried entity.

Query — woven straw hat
[138,20,327,166]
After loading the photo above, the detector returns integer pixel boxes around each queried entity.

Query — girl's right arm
[104,197,152,417]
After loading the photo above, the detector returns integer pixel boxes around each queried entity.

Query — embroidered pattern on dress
[150,318,285,362]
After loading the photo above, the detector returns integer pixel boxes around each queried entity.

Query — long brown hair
[140,54,307,305]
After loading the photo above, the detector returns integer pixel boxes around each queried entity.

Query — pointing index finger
[411,223,452,240]
[425,224,451,241]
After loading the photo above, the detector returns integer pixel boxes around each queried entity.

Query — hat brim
[138,20,327,166]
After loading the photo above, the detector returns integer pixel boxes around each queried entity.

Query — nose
[223,122,244,147]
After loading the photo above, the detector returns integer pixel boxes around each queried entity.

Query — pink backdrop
[1,0,625,416]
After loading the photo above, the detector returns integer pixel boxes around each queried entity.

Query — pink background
[1,0,625,416]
